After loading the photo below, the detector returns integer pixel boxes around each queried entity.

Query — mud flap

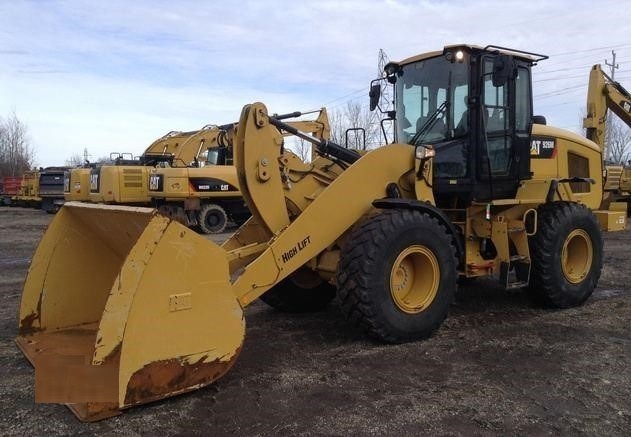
[16,202,244,421]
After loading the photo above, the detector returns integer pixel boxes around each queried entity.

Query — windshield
[206,148,220,165]
[395,56,469,145]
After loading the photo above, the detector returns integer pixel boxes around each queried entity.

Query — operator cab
[373,45,547,207]
[206,146,232,166]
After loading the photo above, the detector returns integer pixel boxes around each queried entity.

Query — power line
[318,43,630,127]
[546,43,631,58]
[320,87,366,108]
[535,83,587,99]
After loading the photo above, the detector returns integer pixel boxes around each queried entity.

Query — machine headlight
[444,49,465,63]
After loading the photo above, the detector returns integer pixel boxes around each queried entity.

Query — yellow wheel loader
[16,44,626,421]
[149,110,331,234]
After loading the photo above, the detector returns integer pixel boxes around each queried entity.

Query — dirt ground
[1,206,630,436]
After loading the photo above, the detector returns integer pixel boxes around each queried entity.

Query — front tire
[337,209,457,343]
[198,203,228,234]
[528,202,603,308]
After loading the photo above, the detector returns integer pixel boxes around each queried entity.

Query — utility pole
[377,49,392,112]
[604,51,619,160]
[605,50,619,79]
[83,147,91,164]
[376,48,393,145]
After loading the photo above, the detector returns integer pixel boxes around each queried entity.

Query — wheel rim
[390,245,439,314]
[204,210,225,231]
[206,212,221,227]
[561,229,593,284]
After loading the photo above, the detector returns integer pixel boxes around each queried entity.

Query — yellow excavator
[16,44,626,421]
[63,130,192,204]
[583,64,631,201]
[64,163,94,202]
[84,127,212,205]
[148,123,245,233]
[149,110,331,234]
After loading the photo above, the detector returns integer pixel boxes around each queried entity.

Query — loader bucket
[16,202,244,421]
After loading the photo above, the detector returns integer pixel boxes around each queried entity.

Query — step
[505,281,529,290]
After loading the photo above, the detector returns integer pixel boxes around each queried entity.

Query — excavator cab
[206,145,232,166]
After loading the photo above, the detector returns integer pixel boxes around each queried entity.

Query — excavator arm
[583,64,631,150]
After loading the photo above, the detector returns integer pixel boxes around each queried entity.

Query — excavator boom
[583,64,631,202]
[584,64,631,150]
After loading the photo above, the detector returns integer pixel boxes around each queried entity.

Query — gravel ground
[1,206,630,435]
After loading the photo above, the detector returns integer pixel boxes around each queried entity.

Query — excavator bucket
[16,202,244,421]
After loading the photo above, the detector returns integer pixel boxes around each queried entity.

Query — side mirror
[369,83,381,111]
[532,115,547,125]
[492,54,516,87]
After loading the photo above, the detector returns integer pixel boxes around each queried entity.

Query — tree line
[0,111,35,178]
[604,116,631,164]
[1,106,629,179]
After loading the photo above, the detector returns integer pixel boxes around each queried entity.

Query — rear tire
[528,202,603,308]
[198,204,228,234]
[260,268,336,313]
[337,209,457,343]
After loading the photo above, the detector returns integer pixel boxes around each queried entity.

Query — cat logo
[149,174,161,191]
[530,137,556,159]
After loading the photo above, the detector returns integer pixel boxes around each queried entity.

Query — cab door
[475,55,532,200]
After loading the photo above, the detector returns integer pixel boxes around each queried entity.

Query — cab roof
[394,44,548,68]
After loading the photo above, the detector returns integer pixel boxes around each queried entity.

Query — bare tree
[605,115,631,164]
[65,148,92,167]
[96,155,114,164]
[329,101,381,150]
[289,138,311,162]
[65,153,84,167]
[0,111,35,177]
[285,101,384,162]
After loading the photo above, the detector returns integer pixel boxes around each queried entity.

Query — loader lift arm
[147,107,333,234]
[230,102,418,306]
[267,116,361,165]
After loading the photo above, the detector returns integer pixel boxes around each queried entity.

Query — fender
[372,198,465,268]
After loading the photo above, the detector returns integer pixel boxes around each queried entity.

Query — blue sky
[1,0,630,166]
